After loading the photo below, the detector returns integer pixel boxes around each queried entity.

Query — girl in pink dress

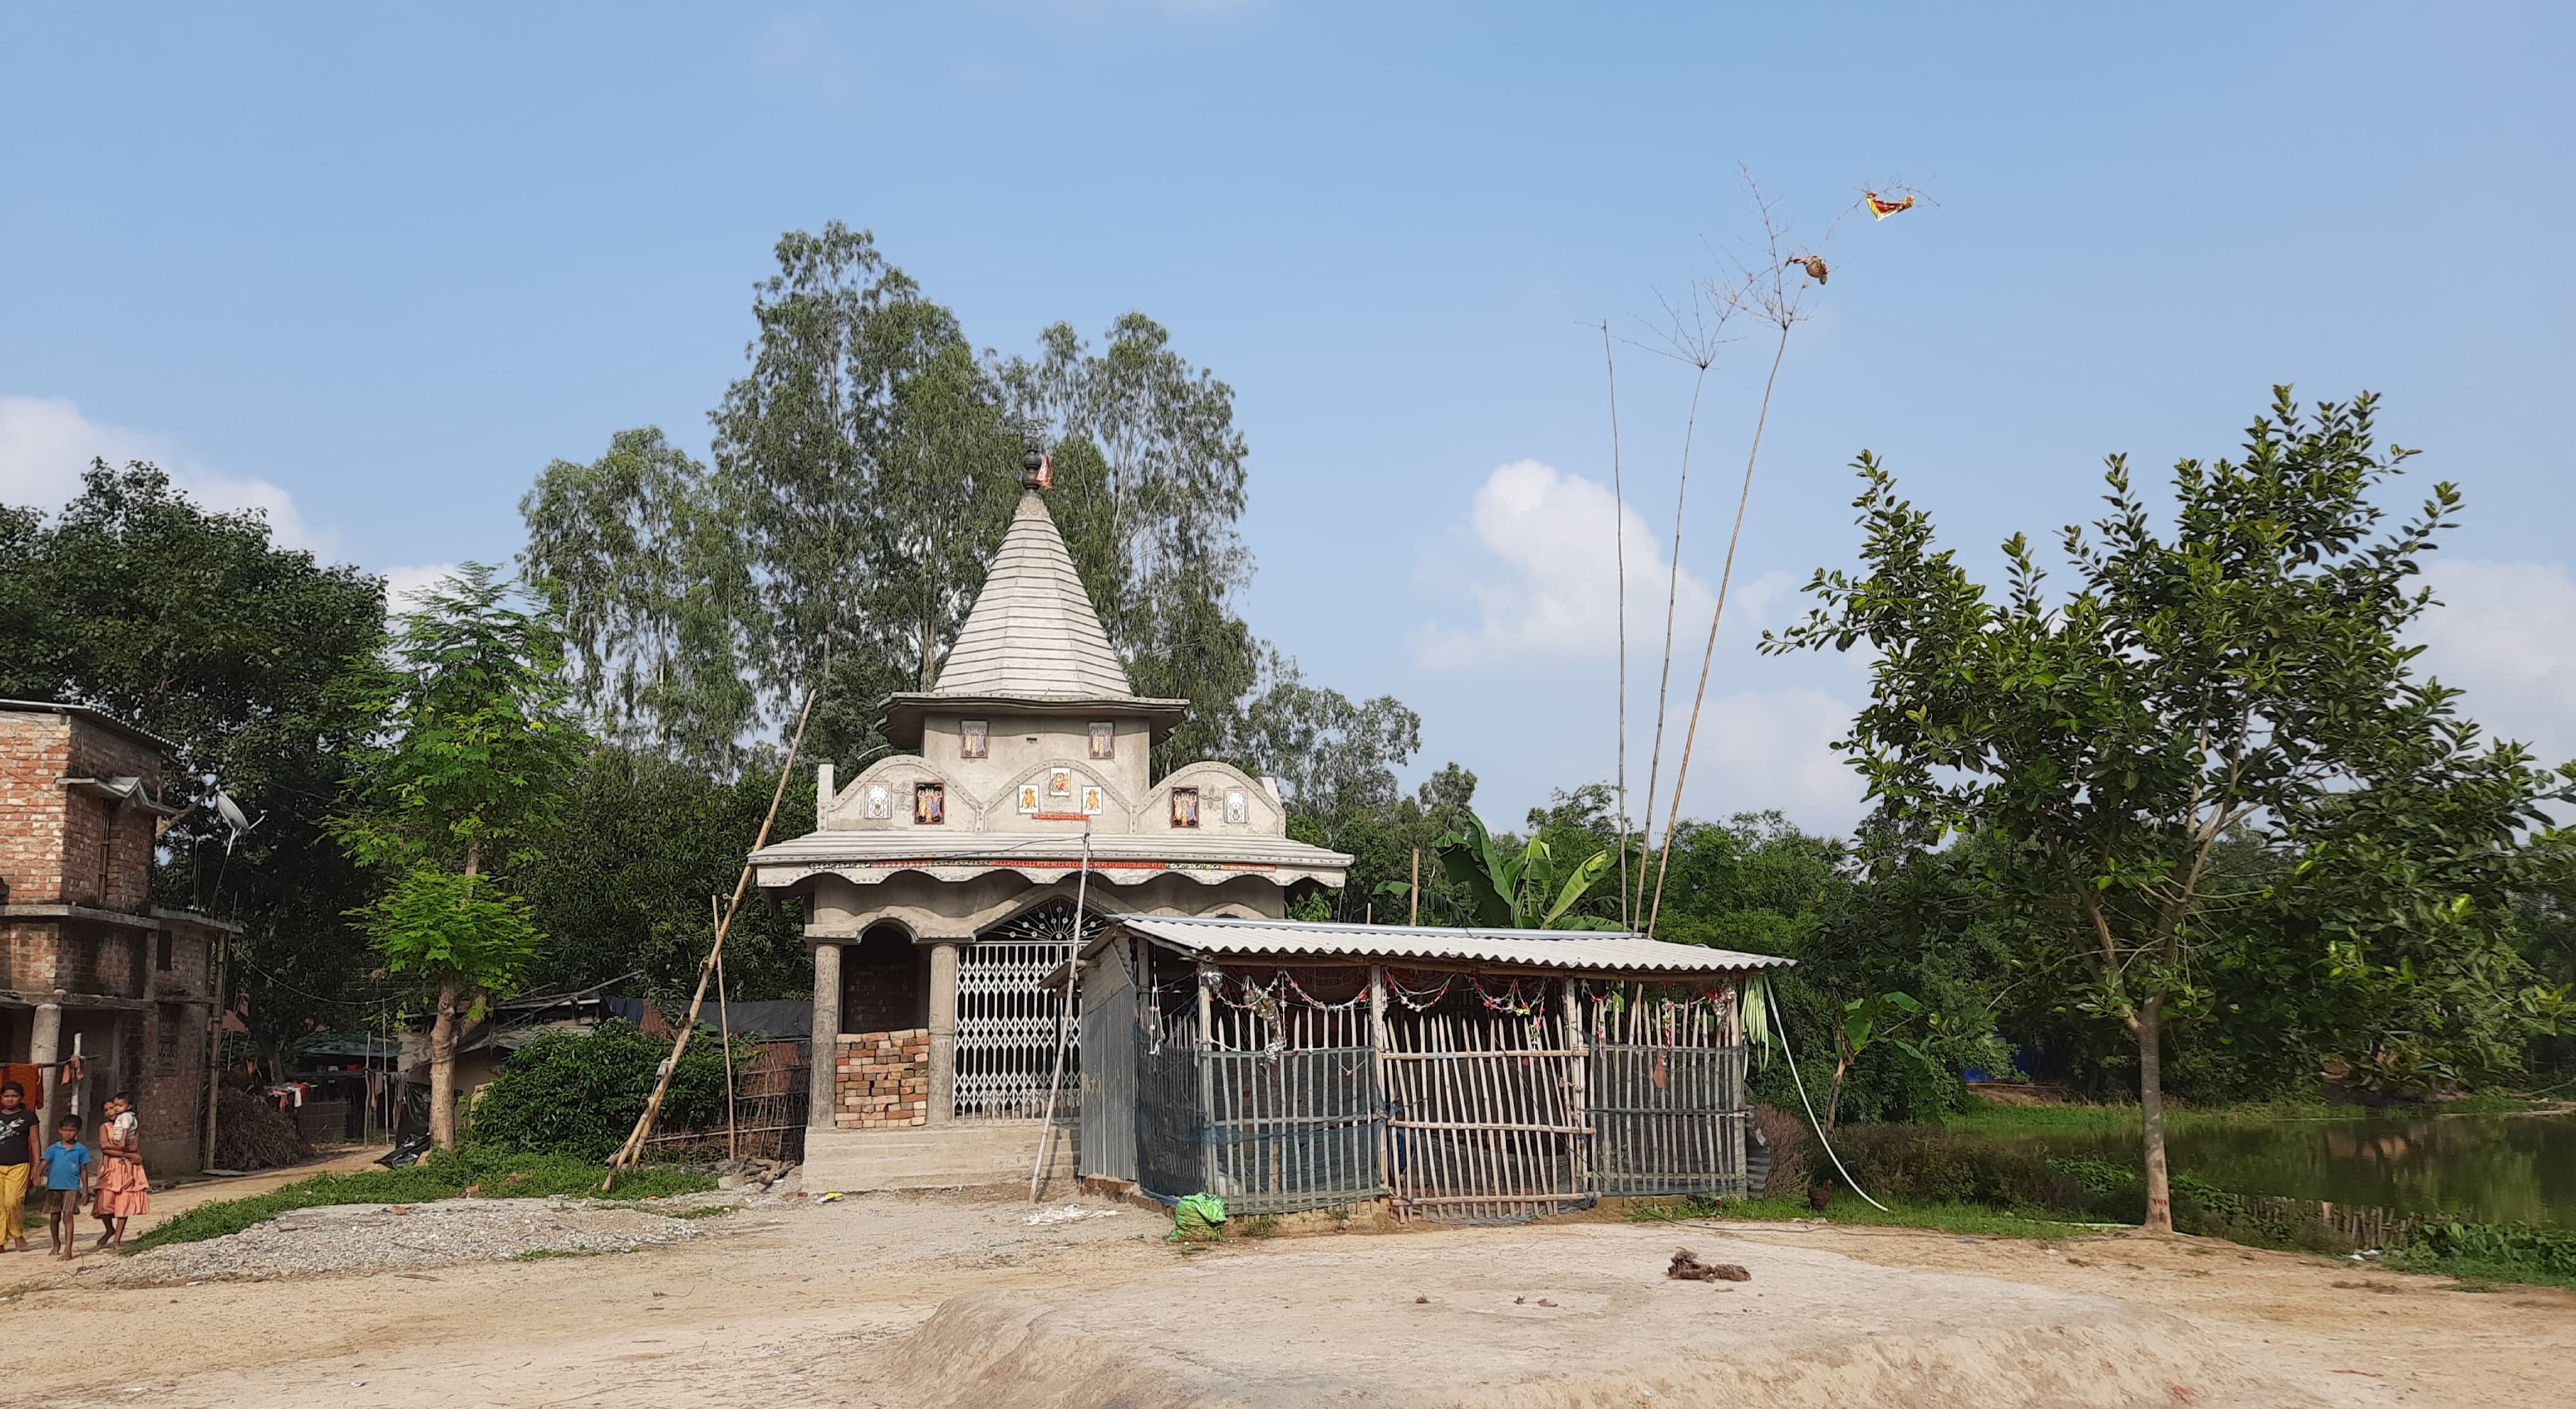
[90,1092,148,1251]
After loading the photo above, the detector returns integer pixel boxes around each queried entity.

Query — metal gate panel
[954,902,1096,1119]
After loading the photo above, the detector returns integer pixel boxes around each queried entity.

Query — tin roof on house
[930,490,1136,699]
[1099,913,1792,976]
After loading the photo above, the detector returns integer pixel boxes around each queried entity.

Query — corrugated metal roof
[0,698,179,753]
[1104,914,1791,975]
[931,491,1135,699]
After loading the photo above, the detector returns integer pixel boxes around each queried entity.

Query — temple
[751,454,1353,1189]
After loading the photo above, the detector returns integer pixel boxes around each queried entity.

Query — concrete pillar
[808,942,842,1132]
[926,941,962,1125]
[29,1001,61,1132]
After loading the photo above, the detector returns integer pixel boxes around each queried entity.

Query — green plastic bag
[1172,1192,1228,1241]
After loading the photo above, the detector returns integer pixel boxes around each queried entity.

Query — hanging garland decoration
[1382,969,1460,1011]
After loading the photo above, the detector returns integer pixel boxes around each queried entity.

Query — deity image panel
[1081,784,1104,815]
[1048,768,1074,797]
[914,782,945,826]
[959,720,988,760]
[863,784,891,820]
[1170,787,1200,829]
[1088,722,1114,760]
[1019,783,1042,812]
[1224,788,1247,825]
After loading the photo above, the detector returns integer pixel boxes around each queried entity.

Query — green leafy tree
[1768,390,2573,1230]
[518,744,817,1005]
[337,566,586,1148]
[1,461,388,1074]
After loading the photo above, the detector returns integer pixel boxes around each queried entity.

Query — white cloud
[0,395,335,554]
[2414,559,2576,765]
[1660,687,1868,831]
[381,563,466,616]
[1417,459,1747,669]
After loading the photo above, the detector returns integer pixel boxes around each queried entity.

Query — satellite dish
[213,789,264,853]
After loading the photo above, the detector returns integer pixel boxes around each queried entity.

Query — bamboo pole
[1029,828,1091,1200]
[605,680,819,1180]
[1408,850,1419,926]
[716,895,737,1163]
[200,929,229,1171]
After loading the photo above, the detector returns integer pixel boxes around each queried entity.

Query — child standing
[91,1092,148,1251]
[42,1116,91,1260]
[0,1081,37,1253]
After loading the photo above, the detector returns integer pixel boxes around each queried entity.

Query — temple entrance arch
[952,898,1106,1119]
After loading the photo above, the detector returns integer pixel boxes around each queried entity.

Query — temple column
[807,941,842,1132]
[926,941,962,1125]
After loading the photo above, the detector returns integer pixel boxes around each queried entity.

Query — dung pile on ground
[1668,1248,1751,1282]
[214,1087,316,1171]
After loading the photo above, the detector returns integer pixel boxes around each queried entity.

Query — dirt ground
[0,1187,2565,1408]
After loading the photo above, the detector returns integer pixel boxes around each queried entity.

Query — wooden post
[1196,967,1216,1194]
[200,933,228,1170]
[1563,978,1589,1197]
[716,895,737,1163]
[1408,850,1419,926]
[1370,963,1391,1208]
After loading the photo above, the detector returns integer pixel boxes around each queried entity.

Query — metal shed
[1073,915,1791,1224]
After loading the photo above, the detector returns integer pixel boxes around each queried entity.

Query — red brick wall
[0,710,162,912]
[833,1029,929,1129]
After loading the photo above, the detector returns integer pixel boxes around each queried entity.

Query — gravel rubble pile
[95,1197,732,1286]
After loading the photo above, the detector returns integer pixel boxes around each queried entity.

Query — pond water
[2013,1112,2576,1226]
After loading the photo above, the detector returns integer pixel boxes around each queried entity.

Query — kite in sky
[1864,191,1916,220]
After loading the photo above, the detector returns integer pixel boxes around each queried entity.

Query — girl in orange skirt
[91,1092,148,1251]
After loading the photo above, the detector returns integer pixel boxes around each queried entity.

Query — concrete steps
[803,1119,1078,1193]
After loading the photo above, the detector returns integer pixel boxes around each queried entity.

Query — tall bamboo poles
[1648,182,1816,938]
[1601,321,1631,933]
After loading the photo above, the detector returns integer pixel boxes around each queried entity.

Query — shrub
[465,1019,739,1160]
[2395,1221,2576,1285]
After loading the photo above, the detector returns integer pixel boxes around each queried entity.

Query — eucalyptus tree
[1767,390,2571,1232]
[524,227,1264,778]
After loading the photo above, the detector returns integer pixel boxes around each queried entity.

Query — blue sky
[5,3,2572,834]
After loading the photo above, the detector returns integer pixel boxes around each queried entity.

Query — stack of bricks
[834,1028,930,1128]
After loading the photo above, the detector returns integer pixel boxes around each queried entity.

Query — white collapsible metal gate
[953,900,1097,1119]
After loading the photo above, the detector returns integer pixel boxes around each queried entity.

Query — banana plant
[1824,991,1934,1133]
[1375,812,1622,930]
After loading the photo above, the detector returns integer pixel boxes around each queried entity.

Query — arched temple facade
[750,460,1351,1187]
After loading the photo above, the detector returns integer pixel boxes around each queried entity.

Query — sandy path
[0,1192,2562,1408]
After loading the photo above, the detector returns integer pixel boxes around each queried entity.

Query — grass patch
[1232,1215,1280,1240]
[511,1246,641,1263]
[2386,1222,2576,1291]
[1624,1192,2094,1241]
[125,1149,714,1255]
[654,1204,739,1221]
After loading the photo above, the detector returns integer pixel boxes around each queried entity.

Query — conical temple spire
[931,490,1134,699]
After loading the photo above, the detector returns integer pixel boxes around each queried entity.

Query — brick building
[1,700,235,1174]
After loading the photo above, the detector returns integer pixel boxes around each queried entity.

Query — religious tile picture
[1170,786,1200,828]
[1081,784,1104,815]
[1048,768,1073,796]
[1225,788,1247,825]
[864,784,891,819]
[914,782,945,826]
[1088,722,1114,760]
[960,719,988,759]
[1018,782,1041,812]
